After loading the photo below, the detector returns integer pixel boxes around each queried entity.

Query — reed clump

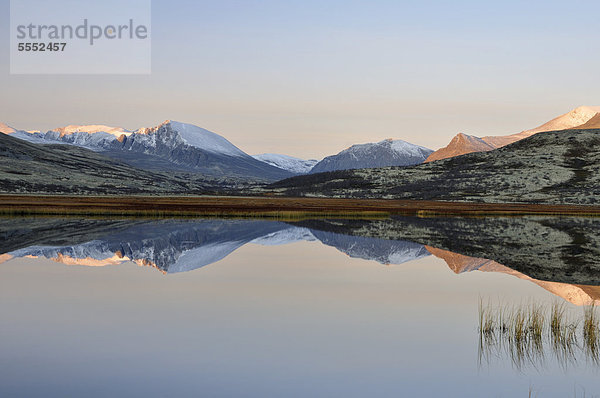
[583,304,600,364]
[478,299,599,370]
[549,301,578,366]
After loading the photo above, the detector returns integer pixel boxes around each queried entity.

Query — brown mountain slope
[426,106,600,162]
[424,133,495,162]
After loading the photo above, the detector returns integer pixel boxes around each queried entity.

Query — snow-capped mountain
[310,138,433,173]
[7,120,293,181]
[252,153,319,174]
[12,120,245,156]
[426,106,600,162]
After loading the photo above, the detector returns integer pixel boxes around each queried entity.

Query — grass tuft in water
[478,300,600,370]
[549,301,578,367]
[583,304,600,364]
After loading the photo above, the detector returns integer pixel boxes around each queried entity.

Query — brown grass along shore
[1,195,600,218]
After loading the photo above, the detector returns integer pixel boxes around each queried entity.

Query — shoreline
[0,195,599,218]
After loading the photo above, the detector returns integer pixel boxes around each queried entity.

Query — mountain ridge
[426,106,600,162]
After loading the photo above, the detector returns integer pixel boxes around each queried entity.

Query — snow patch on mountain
[9,124,131,151]
[0,122,16,134]
[168,241,247,273]
[387,139,433,158]
[53,124,132,137]
[253,153,319,174]
[167,121,247,157]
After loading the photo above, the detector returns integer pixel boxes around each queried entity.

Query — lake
[1,216,599,397]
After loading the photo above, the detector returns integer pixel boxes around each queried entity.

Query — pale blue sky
[1,0,599,158]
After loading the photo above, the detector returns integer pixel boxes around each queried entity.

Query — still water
[1,216,600,397]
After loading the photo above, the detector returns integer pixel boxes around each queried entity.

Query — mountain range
[0,218,434,273]
[7,120,294,181]
[271,128,600,205]
[3,105,600,196]
[2,120,434,181]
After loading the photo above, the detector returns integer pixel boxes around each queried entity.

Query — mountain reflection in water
[2,216,600,306]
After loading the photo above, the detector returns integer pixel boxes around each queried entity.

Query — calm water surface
[1,217,599,397]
